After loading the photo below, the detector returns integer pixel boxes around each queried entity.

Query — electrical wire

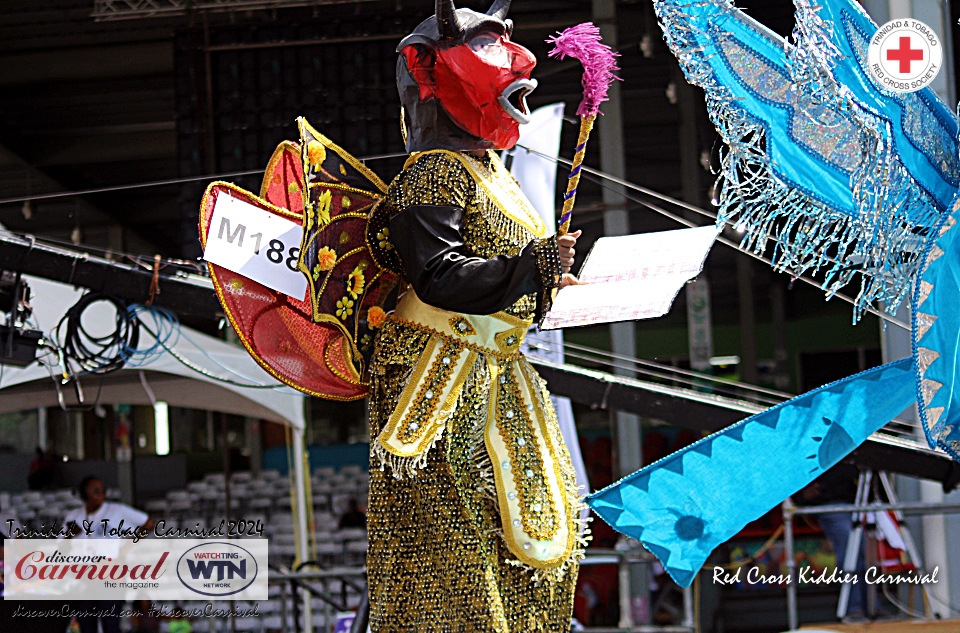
[916,581,960,617]
[560,339,794,401]
[0,137,911,330]
[554,347,783,408]
[134,312,285,389]
[122,304,180,367]
[881,582,931,619]
[531,339,785,407]
[37,293,287,391]
[174,325,289,387]
[514,143,913,331]
[531,337,924,439]
[55,292,139,377]
[0,151,407,206]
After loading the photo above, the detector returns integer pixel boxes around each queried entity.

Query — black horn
[436,0,462,40]
[487,0,510,20]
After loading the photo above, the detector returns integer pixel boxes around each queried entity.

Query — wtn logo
[186,559,247,581]
[177,542,259,597]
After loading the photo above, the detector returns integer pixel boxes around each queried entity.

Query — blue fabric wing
[588,359,916,587]
[589,0,960,592]
[912,191,960,460]
[794,0,958,209]
[653,0,946,318]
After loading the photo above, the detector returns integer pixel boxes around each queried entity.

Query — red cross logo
[886,36,924,74]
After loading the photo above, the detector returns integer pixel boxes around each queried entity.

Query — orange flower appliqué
[316,246,337,271]
[307,140,326,166]
[367,306,386,329]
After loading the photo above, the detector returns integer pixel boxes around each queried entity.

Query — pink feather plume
[547,22,621,117]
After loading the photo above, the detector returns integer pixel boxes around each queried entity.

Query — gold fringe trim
[465,357,498,504]
[372,426,446,479]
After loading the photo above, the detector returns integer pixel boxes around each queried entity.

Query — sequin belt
[390,290,532,358]
[377,291,575,569]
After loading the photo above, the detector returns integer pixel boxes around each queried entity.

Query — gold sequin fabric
[367,152,580,632]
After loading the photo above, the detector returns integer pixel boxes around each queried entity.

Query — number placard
[203,192,307,300]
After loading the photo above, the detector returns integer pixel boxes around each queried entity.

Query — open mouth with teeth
[498,78,538,125]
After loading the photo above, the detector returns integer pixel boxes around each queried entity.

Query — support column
[37,407,48,451]
[246,417,262,474]
[770,282,791,391]
[115,405,135,505]
[675,69,714,374]
[593,0,647,626]
[737,256,757,384]
[882,303,950,618]
[592,0,637,477]
[291,426,313,633]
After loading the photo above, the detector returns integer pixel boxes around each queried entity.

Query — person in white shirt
[64,475,154,633]
[65,476,153,539]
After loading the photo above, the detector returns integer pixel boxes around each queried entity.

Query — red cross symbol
[886,36,924,74]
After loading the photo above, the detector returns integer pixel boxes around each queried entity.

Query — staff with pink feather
[547,22,621,236]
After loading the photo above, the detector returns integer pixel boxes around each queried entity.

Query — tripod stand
[836,470,929,619]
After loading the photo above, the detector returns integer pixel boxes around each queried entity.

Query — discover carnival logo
[176,541,259,597]
[868,18,942,93]
[4,538,267,600]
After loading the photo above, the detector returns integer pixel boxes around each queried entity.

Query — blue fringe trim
[654,0,941,322]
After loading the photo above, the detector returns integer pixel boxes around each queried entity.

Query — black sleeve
[389,204,561,316]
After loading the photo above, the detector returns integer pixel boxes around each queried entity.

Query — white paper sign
[541,225,718,330]
[203,192,307,300]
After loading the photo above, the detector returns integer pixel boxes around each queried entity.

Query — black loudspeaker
[0,327,40,367]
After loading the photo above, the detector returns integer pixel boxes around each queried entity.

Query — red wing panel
[199,181,367,401]
[260,140,306,214]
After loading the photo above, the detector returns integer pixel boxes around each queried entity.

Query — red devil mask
[397,0,538,152]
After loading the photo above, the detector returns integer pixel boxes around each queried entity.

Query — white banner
[4,538,268,600]
[505,103,591,507]
[203,192,307,300]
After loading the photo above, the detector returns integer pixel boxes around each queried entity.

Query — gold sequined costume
[367,150,584,633]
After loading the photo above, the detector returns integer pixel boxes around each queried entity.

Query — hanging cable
[134,312,285,389]
[0,129,913,331]
[0,152,408,206]
[560,339,794,401]
[55,292,139,377]
[122,304,180,367]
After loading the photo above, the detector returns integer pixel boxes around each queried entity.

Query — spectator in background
[65,476,154,539]
[28,447,55,490]
[65,475,154,633]
[338,497,366,529]
[130,600,160,633]
[169,606,192,633]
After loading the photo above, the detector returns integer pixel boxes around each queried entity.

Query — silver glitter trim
[915,347,941,376]
[915,312,937,341]
[921,378,943,407]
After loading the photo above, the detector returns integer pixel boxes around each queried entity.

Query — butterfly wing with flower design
[295,117,402,383]
[199,128,398,400]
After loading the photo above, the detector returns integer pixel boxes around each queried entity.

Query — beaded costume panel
[367,151,583,633]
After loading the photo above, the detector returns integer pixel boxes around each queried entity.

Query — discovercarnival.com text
[11,603,260,619]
